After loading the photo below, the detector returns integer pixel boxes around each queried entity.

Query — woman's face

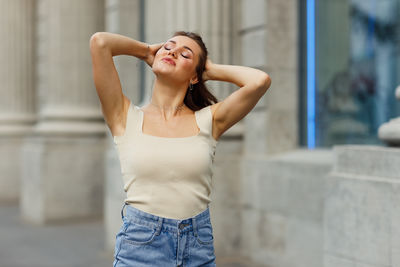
[152,35,202,84]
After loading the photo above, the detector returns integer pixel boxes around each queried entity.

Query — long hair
[172,31,219,111]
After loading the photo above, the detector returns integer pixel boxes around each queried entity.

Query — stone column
[104,0,142,252]
[240,0,300,263]
[378,85,400,145]
[0,0,36,203]
[240,0,268,155]
[21,0,106,224]
[242,0,299,156]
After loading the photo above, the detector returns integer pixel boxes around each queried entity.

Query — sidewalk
[0,203,261,267]
[0,204,112,267]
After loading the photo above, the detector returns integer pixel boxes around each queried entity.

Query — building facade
[1,0,400,266]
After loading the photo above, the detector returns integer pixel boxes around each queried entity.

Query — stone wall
[324,145,400,266]
[241,149,333,267]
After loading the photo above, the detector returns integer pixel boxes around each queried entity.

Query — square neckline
[137,105,202,140]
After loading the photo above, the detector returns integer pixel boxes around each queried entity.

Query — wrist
[144,43,150,60]
[206,63,220,81]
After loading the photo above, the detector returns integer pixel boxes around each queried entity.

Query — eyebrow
[167,40,194,55]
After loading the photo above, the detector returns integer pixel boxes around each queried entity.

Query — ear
[190,75,199,85]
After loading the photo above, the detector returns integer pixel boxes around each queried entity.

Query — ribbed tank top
[113,100,218,219]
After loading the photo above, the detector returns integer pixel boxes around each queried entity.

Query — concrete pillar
[240,0,301,264]
[21,0,106,224]
[240,0,268,155]
[242,0,299,156]
[0,0,36,203]
[104,0,142,252]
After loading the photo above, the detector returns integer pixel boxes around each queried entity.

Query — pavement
[0,203,261,267]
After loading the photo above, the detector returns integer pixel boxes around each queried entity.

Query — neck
[151,77,189,108]
[149,77,190,119]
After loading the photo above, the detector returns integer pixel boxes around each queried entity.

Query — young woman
[90,31,271,267]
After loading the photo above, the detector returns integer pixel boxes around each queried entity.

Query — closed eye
[164,46,190,59]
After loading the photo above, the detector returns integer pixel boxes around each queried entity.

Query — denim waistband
[120,202,211,235]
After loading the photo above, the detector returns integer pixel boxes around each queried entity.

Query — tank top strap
[113,100,141,144]
[195,105,213,137]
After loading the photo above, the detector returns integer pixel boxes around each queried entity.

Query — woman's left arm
[203,59,271,140]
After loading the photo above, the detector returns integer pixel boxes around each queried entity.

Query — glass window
[301,0,400,147]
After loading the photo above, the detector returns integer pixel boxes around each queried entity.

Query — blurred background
[1,0,400,266]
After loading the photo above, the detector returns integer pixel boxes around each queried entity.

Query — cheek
[181,60,196,72]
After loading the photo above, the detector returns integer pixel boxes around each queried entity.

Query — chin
[152,62,175,77]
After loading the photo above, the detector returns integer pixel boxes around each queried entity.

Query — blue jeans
[113,203,216,267]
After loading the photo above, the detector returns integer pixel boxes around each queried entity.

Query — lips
[162,57,176,66]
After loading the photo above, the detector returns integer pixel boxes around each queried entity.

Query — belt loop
[155,217,163,236]
[121,202,127,220]
[192,217,198,237]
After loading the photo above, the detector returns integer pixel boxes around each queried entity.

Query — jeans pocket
[122,219,157,246]
[196,221,214,245]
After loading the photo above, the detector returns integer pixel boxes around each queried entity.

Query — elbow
[257,73,271,92]
[90,32,107,50]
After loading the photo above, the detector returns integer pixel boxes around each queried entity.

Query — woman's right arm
[89,32,150,136]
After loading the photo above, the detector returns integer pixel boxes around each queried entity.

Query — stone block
[324,253,357,267]
[285,218,323,267]
[244,149,333,220]
[104,145,126,252]
[266,0,298,70]
[261,150,332,216]
[20,136,106,224]
[244,109,268,156]
[250,210,290,267]
[393,183,400,266]
[240,159,263,210]
[240,208,262,258]
[212,157,242,207]
[210,202,242,257]
[266,69,298,112]
[0,137,23,202]
[333,145,400,179]
[324,145,400,266]
[241,29,266,68]
[209,137,243,258]
[241,0,266,30]
[324,173,393,266]
[265,110,298,155]
[241,149,332,267]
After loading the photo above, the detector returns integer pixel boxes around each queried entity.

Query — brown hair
[172,31,219,111]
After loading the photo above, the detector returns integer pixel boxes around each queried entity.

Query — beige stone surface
[0,0,36,203]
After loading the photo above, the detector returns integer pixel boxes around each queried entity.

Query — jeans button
[179,223,188,230]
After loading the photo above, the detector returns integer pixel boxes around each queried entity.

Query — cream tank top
[113,100,218,219]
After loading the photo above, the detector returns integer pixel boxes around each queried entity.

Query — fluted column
[104,0,142,252]
[21,0,105,224]
[0,0,35,202]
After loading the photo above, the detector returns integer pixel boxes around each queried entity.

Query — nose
[167,48,177,57]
